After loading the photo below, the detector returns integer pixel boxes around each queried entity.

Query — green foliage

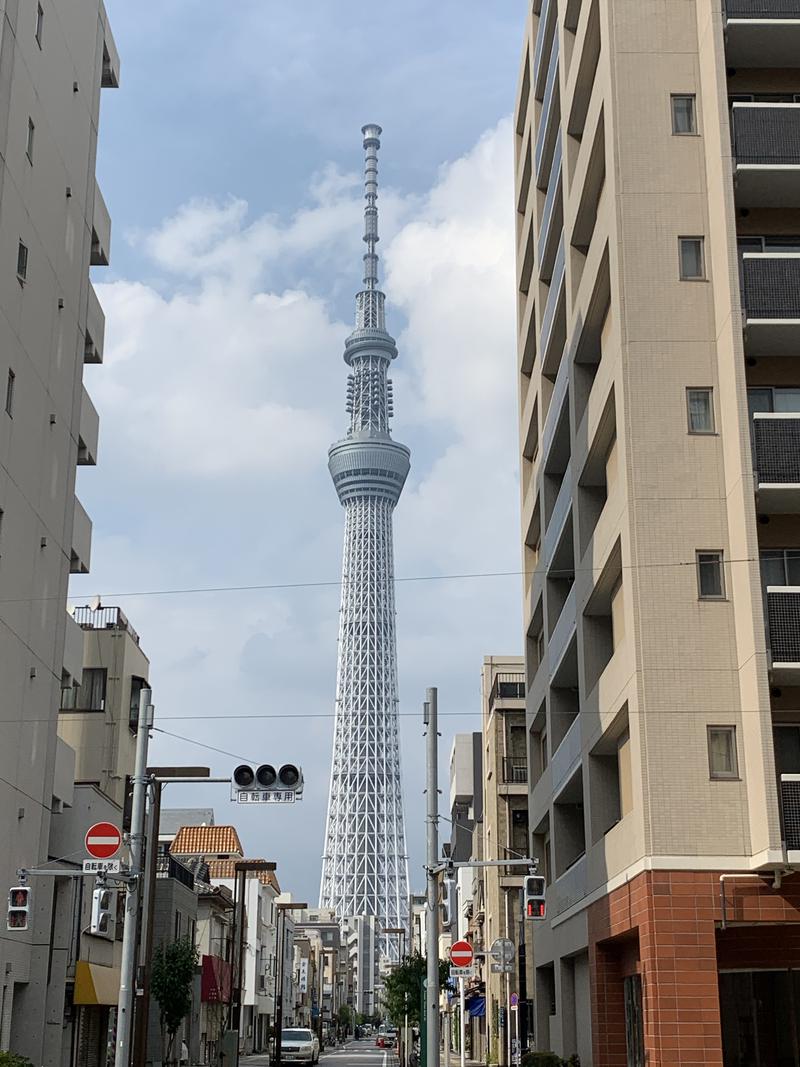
[337,1004,352,1028]
[521,1054,579,1067]
[0,1053,33,1067]
[381,953,450,1027]
[151,936,199,1054]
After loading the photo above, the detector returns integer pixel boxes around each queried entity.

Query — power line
[0,554,771,608]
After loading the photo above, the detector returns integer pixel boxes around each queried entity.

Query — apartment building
[480,658,531,1066]
[47,606,149,1067]
[0,1,118,1055]
[59,604,150,808]
[514,1,800,1063]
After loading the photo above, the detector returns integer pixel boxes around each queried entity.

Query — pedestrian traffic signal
[231,763,304,801]
[523,875,546,920]
[7,886,30,931]
[90,887,113,936]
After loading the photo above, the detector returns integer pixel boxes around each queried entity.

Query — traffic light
[7,886,30,931]
[523,875,546,920]
[90,887,114,936]
[440,877,456,929]
[231,763,304,800]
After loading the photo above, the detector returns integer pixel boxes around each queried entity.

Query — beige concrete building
[0,1,118,1057]
[59,605,150,808]
[514,1,800,1063]
[480,657,531,1066]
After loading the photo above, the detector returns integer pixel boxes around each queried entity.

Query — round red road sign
[85,822,122,860]
[449,940,474,967]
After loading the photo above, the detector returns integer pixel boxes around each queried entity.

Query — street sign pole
[115,687,153,1067]
[459,977,465,1067]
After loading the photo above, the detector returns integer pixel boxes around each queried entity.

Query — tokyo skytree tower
[320,125,410,944]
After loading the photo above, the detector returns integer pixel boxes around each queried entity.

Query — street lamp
[273,902,308,1067]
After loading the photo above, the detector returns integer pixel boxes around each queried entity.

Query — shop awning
[465,996,485,1018]
[74,960,121,1005]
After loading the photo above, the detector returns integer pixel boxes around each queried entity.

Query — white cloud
[75,117,521,903]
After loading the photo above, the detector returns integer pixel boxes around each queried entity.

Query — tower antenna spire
[361,123,382,291]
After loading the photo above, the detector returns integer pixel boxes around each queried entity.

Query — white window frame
[707,725,739,780]
[679,236,706,280]
[686,387,715,434]
[671,93,697,135]
[697,550,726,600]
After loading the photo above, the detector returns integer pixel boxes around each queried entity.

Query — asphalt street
[243,1038,401,1067]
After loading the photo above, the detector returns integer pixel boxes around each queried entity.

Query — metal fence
[502,757,529,784]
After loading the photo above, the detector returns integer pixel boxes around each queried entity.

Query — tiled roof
[170,825,243,857]
[206,858,281,893]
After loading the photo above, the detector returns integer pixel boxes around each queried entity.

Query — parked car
[376,1027,397,1049]
[281,1028,321,1064]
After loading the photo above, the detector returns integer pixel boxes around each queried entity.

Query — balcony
[62,612,84,687]
[533,0,556,98]
[766,587,800,683]
[724,2,800,68]
[490,673,526,706]
[70,497,92,574]
[752,413,800,512]
[502,757,529,784]
[91,182,111,266]
[72,605,140,643]
[541,236,566,376]
[84,283,105,364]
[78,387,99,466]
[741,253,800,356]
[157,855,196,888]
[548,585,577,679]
[539,141,563,282]
[781,774,800,864]
[732,104,800,207]
[535,36,560,188]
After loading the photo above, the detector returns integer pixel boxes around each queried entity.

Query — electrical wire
[0,553,773,607]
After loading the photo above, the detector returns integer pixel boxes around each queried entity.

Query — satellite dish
[89,594,102,611]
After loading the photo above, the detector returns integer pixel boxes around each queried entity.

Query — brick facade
[588,870,800,1066]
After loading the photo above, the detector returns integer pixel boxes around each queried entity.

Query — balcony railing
[156,855,196,888]
[732,104,800,165]
[782,775,800,861]
[725,0,800,15]
[742,254,800,319]
[490,673,526,705]
[753,414,800,485]
[766,588,800,674]
[502,757,529,784]
[72,605,140,644]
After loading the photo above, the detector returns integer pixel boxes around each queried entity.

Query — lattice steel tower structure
[320,125,410,945]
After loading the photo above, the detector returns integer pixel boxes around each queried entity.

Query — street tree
[151,937,199,1063]
[382,953,450,1027]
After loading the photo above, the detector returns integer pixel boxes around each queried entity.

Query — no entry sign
[85,822,122,860]
[449,940,474,968]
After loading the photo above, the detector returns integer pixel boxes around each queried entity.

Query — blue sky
[72,0,528,905]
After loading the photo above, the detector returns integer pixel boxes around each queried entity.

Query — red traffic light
[526,900,546,919]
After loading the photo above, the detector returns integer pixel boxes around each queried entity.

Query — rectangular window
[26,118,34,163]
[687,387,714,433]
[35,4,43,48]
[16,241,28,281]
[671,94,697,135]
[708,725,738,779]
[679,237,705,280]
[5,370,14,416]
[697,550,725,599]
[60,667,107,711]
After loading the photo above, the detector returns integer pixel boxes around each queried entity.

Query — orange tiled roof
[170,825,244,858]
[206,858,281,893]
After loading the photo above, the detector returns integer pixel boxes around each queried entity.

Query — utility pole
[425,687,440,1067]
[115,687,153,1067]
